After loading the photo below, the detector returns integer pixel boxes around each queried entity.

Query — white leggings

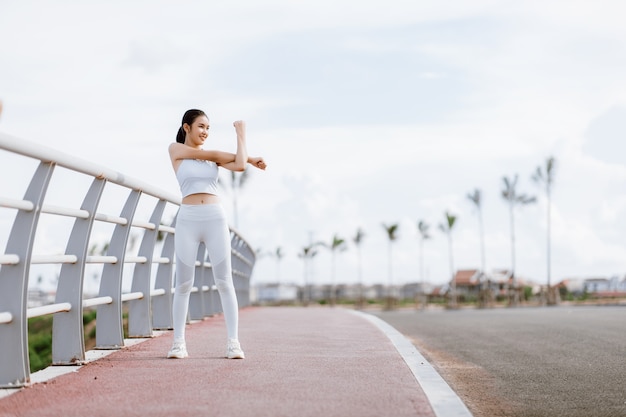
[172,204,239,342]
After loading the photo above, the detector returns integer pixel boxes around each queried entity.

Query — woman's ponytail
[176,126,186,144]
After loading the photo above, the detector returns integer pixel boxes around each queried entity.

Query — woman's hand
[233,120,246,138]
[249,156,267,170]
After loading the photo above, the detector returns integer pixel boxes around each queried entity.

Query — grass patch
[27,309,99,373]
[28,316,53,373]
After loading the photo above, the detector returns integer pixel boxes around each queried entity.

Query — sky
[1,0,626,291]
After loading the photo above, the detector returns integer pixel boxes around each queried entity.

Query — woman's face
[184,115,210,147]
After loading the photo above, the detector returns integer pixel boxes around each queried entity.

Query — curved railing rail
[0,132,255,388]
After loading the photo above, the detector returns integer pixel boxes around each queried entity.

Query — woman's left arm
[219,121,267,171]
[219,120,248,172]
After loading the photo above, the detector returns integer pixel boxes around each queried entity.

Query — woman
[167,109,266,359]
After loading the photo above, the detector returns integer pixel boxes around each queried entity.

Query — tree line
[261,156,557,307]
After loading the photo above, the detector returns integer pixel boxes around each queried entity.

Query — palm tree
[439,212,457,308]
[353,228,366,308]
[273,247,285,285]
[466,189,486,275]
[501,174,536,306]
[219,169,251,229]
[467,189,490,307]
[382,223,399,309]
[321,234,347,306]
[298,244,319,306]
[417,220,431,308]
[532,156,557,305]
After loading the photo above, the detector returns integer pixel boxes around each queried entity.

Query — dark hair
[176,109,207,143]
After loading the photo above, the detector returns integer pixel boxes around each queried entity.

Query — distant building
[582,276,626,298]
[557,278,585,295]
[253,283,299,303]
[400,282,430,299]
[428,285,448,303]
[489,269,513,298]
[450,269,484,299]
[584,278,610,293]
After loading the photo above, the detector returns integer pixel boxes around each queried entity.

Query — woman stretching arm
[166,109,266,360]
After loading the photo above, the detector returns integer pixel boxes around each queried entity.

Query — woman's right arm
[168,142,237,165]
[168,143,266,171]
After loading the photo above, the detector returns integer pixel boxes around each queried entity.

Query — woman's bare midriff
[182,193,220,205]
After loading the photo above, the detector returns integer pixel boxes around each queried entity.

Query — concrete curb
[351,310,473,417]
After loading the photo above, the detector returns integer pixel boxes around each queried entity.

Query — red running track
[0,307,437,417]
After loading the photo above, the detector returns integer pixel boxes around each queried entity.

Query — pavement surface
[376,305,626,417]
[0,306,471,417]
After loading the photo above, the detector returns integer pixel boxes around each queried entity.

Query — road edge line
[350,310,473,417]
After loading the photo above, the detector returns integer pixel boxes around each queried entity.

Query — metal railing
[0,132,255,388]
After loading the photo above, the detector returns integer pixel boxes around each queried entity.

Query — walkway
[0,307,471,417]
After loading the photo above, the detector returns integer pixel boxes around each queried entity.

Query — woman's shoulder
[168,142,182,157]
[169,142,201,160]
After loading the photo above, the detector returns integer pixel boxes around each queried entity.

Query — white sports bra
[175,159,219,197]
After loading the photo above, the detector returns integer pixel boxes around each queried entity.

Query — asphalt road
[375,305,626,417]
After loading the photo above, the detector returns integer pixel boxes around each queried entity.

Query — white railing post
[152,217,176,330]
[0,162,55,387]
[95,190,141,349]
[128,199,166,338]
[52,177,106,365]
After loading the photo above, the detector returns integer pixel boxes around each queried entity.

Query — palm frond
[439,212,457,231]
[330,235,347,251]
[382,223,399,241]
[446,212,457,229]
[353,227,366,245]
[418,220,431,239]
[467,189,481,206]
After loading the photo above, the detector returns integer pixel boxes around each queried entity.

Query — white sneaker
[227,339,245,359]
[167,340,188,359]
